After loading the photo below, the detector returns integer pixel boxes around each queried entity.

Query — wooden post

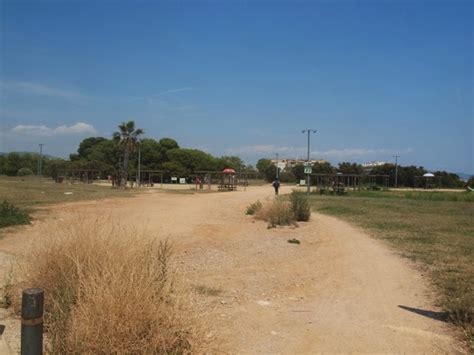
[21,288,44,355]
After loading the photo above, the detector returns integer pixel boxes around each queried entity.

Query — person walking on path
[272,179,280,195]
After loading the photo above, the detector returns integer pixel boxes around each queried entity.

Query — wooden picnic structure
[56,169,102,184]
[414,173,438,189]
[311,173,390,194]
[138,170,165,187]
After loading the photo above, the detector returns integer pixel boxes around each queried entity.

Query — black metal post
[21,288,44,355]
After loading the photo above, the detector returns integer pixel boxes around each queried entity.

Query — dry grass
[255,199,295,227]
[0,176,133,209]
[11,219,206,353]
[289,191,311,222]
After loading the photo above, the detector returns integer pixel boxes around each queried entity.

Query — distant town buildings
[362,161,387,173]
[270,158,328,170]
[361,161,387,168]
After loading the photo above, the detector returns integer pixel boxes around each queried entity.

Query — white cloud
[0,81,84,99]
[153,87,194,98]
[11,122,97,136]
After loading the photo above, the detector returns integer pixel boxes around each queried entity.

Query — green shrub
[246,200,263,215]
[0,201,31,228]
[290,191,311,221]
[17,167,34,176]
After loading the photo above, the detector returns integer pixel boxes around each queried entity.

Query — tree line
[0,121,252,184]
[0,120,470,189]
[255,158,470,188]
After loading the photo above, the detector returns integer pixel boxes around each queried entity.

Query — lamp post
[393,155,400,188]
[302,129,317,194]
[37,144,45,176]
[137,139,141,187]
[276,153,279,180]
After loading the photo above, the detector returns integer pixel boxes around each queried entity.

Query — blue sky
[0,0,472,173]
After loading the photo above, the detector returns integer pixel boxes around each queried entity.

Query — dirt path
[0,185,466,353]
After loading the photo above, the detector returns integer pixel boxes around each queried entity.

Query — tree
[159,138,179,152]
[17,167,34,176]
[313,162,335,174]
[217,156,245,171]
[166,148,217,174]
[433,171,464,188]
[337,162,363,175]
[278,167,295,183]
[467,176,474,188]
[256,159,272,175]
[113,121,144,186]
[371,164,427,187]
[77,137,108,159]
[139,138,163,170]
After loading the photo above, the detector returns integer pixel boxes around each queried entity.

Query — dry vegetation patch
[247,191,311,227]
[10,219,206,353]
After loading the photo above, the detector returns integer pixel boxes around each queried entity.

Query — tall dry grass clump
[14,219,205,353]
[256,199,295,227]
[289,191,311,222]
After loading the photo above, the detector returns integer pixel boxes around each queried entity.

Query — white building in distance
[270,158,328,170]
[362,161,387,168]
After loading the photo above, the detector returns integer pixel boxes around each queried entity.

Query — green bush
[0,200,31,228]
[246,200,263,215]
[17,167,34,176]
[290,191,311,221]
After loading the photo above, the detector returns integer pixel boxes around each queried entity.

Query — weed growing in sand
[194,285,223,297]
[246,200,262,215]
[0,268,14,308]
[14,220,206,353]
[287,238,300,244]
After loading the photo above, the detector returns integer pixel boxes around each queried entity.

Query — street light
[38,144,45,176]
[302,129,317,194]
[137,139,142,187]
[276,153,279,180]
[393,155,400,188]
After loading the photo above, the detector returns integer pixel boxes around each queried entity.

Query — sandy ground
[0,185,467,354]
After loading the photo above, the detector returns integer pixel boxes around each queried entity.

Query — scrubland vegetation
[248,191,311,227]
[0,201,30,229]
[309,190,474,348]
[0,176,132,233]
[9,220,205,353]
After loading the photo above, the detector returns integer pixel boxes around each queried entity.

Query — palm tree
[113,121,144,187]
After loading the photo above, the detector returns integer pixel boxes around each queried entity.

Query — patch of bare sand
[0,185,467,353]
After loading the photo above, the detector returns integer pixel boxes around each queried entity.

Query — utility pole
[393,155,400,188]
[137,139,141,187]
[38,144,45,176]
[276,153,279,180]
[302,129,317,194]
